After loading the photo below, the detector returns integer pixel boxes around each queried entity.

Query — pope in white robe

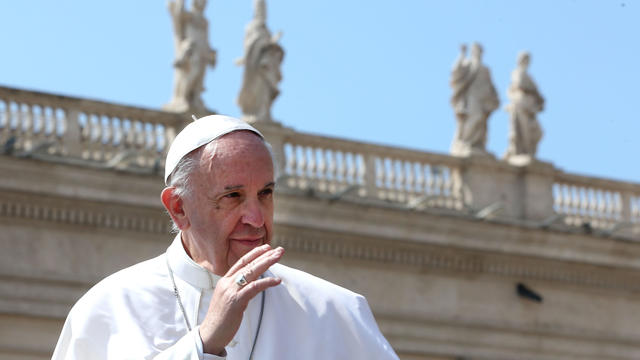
[52,115,399,360]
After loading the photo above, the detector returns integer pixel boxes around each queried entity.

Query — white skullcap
[164,115,263,185]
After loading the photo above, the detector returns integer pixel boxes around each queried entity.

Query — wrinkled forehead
[192,131,274,187]
[201,130,269,161]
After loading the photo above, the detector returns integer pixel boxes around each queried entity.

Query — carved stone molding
[273,224,640,292]
[0,190,170,234]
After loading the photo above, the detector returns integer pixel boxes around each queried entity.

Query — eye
[224,192,241,198]
[259,188,273,197]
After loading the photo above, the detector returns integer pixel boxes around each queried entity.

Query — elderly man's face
[181,131,274,275]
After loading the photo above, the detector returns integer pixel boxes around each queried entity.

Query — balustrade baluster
[585,188,596,219]
[80,114,92,160]
[442,168,453,207]
[102,116,114,160]
[57,108,72,157]
[23,104,35,152]
[164,124,176,157]
[32,105,44,145]
[134,121,146,166]
[557,185,567,215]
[394,160,405,201]
[347,153,357,185]
[114,118,125,152]
[631,196,640,222]
[613,192,623,221]
[307,146,316,181]
[296,146,307,187]
[370,157,382,199]
[405,161,415,193]
[568,186,578,217]
[93,115,104,161]
[336,151,346,186]
[41,106,55,154]
[146,123,158,167]
[577,187,588,218]
[123,119,135,151]
[283,143,295,175]
[12,103,27,151]
[415,163,426,195]
[356,154,365,188]
[317,148,326,191]
[385,158,396,200]
[603,193,611,223]
[326,150,338,192]
[0,100,7,145]
[434,166,444,197]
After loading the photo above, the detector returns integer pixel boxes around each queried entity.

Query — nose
[241,198,265,228]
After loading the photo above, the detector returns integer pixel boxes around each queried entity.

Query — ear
[161,187,190,230]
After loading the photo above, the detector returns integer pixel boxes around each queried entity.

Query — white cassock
[53,235,399,359]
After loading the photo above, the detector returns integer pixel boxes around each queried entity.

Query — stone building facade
[1,85,640,359]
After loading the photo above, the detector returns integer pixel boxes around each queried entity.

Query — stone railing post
[519,161,556,221]
[621,191,632,223]
[63,109,82,157]
[457,156,555,221]
[458,156,517,217]
[363,154,377,198]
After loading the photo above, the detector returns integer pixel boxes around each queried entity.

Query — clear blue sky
[2,1,639,182]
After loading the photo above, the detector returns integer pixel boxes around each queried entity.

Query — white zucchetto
[164,115,263,184]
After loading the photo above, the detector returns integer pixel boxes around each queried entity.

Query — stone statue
[236,0,284,123]
[450,43,499,156]
[164,0,217,115]
[504,51,544,163]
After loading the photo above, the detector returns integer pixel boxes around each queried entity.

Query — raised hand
[199,245,284,355]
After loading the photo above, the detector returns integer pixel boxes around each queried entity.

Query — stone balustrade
[0,86,187,171]
[1,85,639,236]
[553,171,640,231]
[279,131,464,210]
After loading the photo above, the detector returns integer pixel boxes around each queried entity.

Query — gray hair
[165,134,278,233]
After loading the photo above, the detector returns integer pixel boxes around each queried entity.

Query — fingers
[226,244,272,276]
[240,247,284,283]
[238,276,282,299]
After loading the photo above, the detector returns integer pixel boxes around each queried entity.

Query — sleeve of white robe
[52,318,225,360]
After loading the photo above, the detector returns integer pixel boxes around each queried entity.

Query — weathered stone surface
[2,87,640,359]
[450,43,499,157]
[504,51,545,163]
[164,0,217,116]
[236,0,284,123]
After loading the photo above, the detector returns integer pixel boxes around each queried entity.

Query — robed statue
[237,0,284,123]
[450,43,499,156]
[504,51,544,163]
[164,0,217,115]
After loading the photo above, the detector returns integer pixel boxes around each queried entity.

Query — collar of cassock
[167,234,221,290]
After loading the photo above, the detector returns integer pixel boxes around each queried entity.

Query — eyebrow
[223,181,275,191]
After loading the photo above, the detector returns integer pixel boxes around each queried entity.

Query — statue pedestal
[455,155,556,222]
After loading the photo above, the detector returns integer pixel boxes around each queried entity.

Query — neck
[180,232,220,275]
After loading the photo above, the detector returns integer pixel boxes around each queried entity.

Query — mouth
[231,237,264,248]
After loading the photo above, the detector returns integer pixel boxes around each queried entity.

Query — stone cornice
[0,189,169,234]
[1,155,163,207]
[273,223,640,293]
[274,192,640,273]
